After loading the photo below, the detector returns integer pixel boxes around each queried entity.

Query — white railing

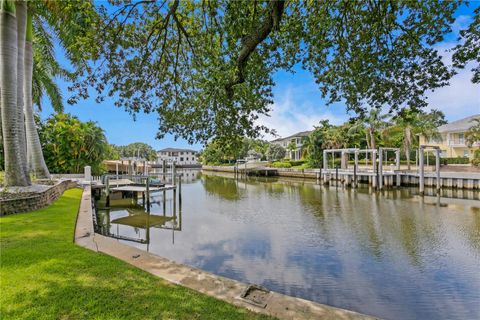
[448,139,480,147]
[448,138,465,146]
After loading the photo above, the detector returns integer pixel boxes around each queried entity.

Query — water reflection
[95,191,182,246]
[94,171,480,320]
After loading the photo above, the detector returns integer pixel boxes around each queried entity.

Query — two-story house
[271,130,312,160]
[419,114,480,159]
[157,148,199,166]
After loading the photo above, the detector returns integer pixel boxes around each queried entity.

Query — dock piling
[419,147,425,195]
[378,148,383,190]
[436,149,441,192]
[335,166,339,188]
[146,177,150,210]
[179,174,182,205]
[106,176,110,207]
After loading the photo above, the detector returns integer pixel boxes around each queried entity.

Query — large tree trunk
[0,4,29,186]
[24,12,50,178]
[15,1,30,181]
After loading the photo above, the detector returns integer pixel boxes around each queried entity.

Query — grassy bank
[0,188,272,320]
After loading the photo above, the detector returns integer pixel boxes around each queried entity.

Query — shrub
[441,157,470,165]
[271,161,292,168]
[289,160,305,167]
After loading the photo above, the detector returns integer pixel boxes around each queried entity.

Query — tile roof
[158,148,197,153]
[437,114,480,133]
[271,130,313,142]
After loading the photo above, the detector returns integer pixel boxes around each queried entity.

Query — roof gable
[437,114,480,133]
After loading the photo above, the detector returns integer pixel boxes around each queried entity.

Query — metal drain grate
[240,285,270,308]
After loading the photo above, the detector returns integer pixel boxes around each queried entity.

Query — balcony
[448,138,465,146]
[448,139,480,147]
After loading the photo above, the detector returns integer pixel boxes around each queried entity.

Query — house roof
[158,148,197,153]
[271,130,313,142]
[437,114,480,133]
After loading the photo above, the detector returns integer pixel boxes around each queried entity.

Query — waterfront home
[271,130,312,160]
[157,148,199,166]
[419,114,480,159]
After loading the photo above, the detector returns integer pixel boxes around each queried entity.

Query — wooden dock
[110,184,176,193]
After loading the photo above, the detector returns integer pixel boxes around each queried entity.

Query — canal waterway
[95,170,480,320]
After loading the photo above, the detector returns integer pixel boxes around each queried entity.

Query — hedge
[441,157,470,165]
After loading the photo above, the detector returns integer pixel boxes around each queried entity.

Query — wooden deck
[110,184,176,193]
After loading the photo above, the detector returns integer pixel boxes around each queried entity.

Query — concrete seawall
[201,165,480,190]
[76,186,376,320]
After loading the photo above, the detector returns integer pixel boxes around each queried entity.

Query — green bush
[289,160,305,167]
[441,157,470,165]
[271,161,292,168]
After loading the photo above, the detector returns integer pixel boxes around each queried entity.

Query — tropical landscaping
[199,108,480,168]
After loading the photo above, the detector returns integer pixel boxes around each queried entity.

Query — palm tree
[16,1,30,181]
[349,109,390,162]
[1,1,97,186]
[286,140,297,159]
[388,109,439,170]
[1,1,30,186]
[465,118,480,147]
[24,11,50,178]
[23,4,75,178]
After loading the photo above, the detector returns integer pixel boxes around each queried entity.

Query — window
[186,157,189,161]
[463,149,469,157]
[180,157,184,161]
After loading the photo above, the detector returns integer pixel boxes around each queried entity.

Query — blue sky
[40,2,480,151]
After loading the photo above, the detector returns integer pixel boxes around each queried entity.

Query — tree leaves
[71,0,476,144]
[38,113,109,175]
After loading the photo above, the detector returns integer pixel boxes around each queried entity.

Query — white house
[157,148,199,166]
[271,130,312,160]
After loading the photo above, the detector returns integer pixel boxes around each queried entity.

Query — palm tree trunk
[404,127,412,170]
[24,12,50,178]
[369,128,376,162]
[0,3,29,186]
[15,1,30,181]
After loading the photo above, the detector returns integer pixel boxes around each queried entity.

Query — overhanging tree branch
[225,0,285,99]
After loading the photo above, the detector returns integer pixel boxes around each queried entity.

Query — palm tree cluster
[301,108,447,168]
[1,1,45,186]
[0,0,96,187]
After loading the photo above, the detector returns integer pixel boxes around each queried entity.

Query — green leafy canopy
[71,0,477,144]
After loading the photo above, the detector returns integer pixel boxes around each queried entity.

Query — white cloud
[426,17,480,120]
[257,87,347,139]
[426,63,480,119]
[259,14,479,135]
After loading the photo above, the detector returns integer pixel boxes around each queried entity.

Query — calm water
[95,170,480,320]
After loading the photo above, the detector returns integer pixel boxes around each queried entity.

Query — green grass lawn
[0,188,272,320]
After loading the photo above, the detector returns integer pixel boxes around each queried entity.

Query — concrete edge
[74,186,378,320]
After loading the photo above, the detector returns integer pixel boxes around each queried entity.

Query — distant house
[157,148,199,166]
[419,114,480,159]
[271,130,312,160]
